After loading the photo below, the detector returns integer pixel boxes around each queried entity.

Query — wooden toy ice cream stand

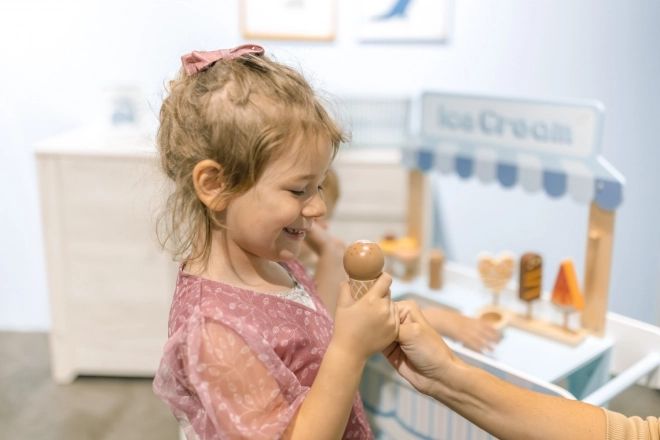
[359,93,660,440]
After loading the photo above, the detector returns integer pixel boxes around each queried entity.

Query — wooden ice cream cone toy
[343,240,385,301]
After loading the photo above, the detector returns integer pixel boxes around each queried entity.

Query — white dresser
[36,127,179,384]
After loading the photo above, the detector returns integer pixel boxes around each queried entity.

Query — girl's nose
[302,192,327,218]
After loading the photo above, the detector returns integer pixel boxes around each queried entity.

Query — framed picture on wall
[241,0,336,41]
[357,0,451,42]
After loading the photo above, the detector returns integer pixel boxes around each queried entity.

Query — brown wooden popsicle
[519,253,542,319]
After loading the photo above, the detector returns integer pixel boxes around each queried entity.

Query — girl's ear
[192,160,230,211]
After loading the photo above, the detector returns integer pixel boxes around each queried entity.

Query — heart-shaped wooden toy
[477,251,515,293]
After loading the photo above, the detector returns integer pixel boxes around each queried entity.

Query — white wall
[1,0,659,330]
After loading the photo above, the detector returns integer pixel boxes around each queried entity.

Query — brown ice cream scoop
[343,240,385,281]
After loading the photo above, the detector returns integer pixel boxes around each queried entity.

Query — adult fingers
[397,320,429,347]
[397,303,412,324]
[391,301,400,334]
[394,300,427,323]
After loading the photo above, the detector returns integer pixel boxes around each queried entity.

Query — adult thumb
[396,320,424,345]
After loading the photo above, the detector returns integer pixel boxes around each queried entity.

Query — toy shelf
[391,262,614,393]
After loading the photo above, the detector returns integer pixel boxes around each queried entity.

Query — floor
[0,332,178,440]
[2,332,659,439]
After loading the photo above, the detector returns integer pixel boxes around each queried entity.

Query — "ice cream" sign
[421,93,604,159]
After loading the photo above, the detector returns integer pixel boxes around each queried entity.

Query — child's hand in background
[302,221,347,316]
[303,219,345,260]
[331,273,399,362]
[422,308,500,353]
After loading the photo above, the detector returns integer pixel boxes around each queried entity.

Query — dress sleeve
[182,320,309,440]
[604,408,660,440]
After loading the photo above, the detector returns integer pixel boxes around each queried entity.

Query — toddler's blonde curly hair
[156,51,347,263]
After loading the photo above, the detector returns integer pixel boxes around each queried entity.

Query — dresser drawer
[59,156,167,245]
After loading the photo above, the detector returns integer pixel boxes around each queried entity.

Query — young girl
[152,44,399,440]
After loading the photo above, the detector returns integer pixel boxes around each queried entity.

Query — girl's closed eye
[290,184,324,197]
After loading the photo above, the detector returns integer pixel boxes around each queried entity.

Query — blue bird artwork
[374,0,413,20]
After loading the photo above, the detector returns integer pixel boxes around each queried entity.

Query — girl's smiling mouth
[284,227,307,239]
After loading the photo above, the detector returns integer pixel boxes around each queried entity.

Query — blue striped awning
[402,144,624,211]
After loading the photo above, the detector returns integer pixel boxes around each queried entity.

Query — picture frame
[240,0,336,41]
[357,0,451,42]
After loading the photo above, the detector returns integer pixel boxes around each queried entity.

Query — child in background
[300,168,499,353]
[153,45,399,440]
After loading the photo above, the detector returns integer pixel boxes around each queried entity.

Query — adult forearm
[285,343,365,440]
[432,363,606,440]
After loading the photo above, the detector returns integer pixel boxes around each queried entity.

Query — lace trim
[269,278,316,311]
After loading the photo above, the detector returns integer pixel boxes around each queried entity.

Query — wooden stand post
[581,201,616,336]
[404,169,429,279]
[407,169,425,245]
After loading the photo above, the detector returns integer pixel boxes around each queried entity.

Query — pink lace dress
[153,260,373,440]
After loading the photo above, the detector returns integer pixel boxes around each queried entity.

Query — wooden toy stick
[581,201,616,336]
[428,249,445,290]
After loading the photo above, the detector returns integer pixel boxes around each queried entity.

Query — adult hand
[382,300,462,397]
[385,301,610,440]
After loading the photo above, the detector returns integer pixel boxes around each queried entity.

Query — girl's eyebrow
[291,172,327,181]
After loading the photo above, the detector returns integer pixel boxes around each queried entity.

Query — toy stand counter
[358,93,660,440]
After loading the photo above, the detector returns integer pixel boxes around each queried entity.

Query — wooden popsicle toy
[551,258,585,330]
[519,253,543,319]
[477,251,515,306]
